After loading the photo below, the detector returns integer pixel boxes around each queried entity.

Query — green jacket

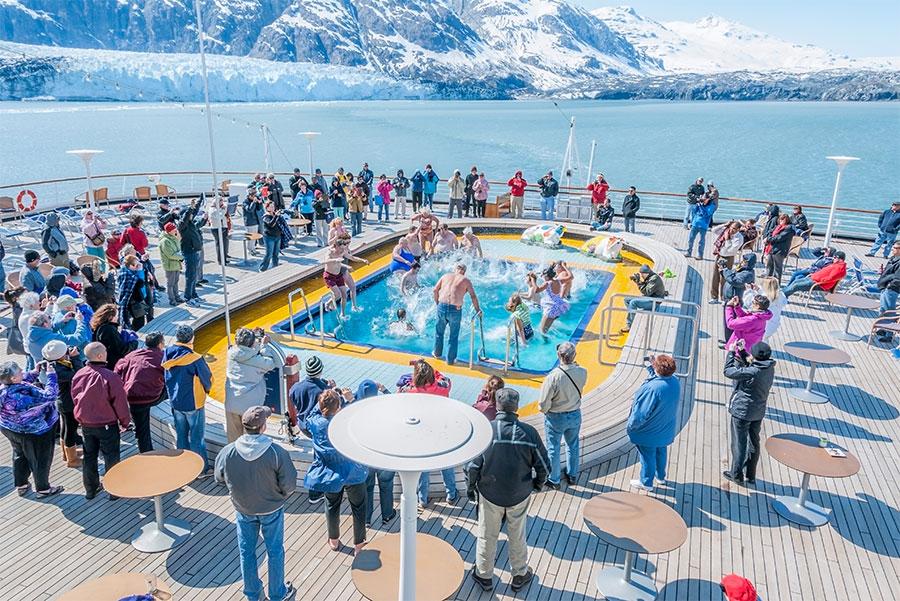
[159,232,184,272]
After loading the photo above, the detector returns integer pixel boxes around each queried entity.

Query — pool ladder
[287,287,341,347]
[503,318,521,374]
[468,312,490,369]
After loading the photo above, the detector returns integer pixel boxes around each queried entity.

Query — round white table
[825,293,880,342]
[783,341,851,404]
[58,572,172,600]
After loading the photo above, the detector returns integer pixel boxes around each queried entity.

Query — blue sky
[576,0,900,57]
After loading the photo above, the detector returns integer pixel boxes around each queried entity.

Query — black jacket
[766,226,794,257]
[538,177,559,198]
[622,193,640,218]
[724,351,776,422]
[52,356,85,413]
[157,207,178,231]
[178,205,204,254]
[262,212,282,238]
[878,208,900,234]
[791,213,809,234]
[637,272,667,298]
[722,253,757,299]
[878,255,900,293]
[464,173,478,195]
[467,412,549,507]
[93,322,128,370]
[687,183,704,203]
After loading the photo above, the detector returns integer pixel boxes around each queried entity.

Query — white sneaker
[708,298,719,304]
[655,478,667,486]
[629,479,653,492]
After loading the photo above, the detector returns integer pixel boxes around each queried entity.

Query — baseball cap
[56,295,81,310]
[639,265,651,273]
[42,340,68,362]
[750,342,772,361]
[494,388,520,408]
[242,406,272,431]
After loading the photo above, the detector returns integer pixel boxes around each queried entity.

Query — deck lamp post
[823,156,860,248]
[299,131,321,179]
[66,149,103,210]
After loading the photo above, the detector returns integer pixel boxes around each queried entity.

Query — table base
[595,566,657,601]
[132,517,193,553]
[789,389,829,404]
[829,330,861,342]
[772,495,831,527]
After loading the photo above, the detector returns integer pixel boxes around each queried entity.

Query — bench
[484,193,511,218]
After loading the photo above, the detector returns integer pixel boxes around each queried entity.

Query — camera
[253,327,265,339]
[716,258,729,269]
[629,272,641,282]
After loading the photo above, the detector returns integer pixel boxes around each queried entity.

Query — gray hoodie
[215,434,297,515]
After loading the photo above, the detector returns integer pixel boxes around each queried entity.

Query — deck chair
[5,271,20,290]
[37,263,53,279]
[133,186,152,202]
[802,279,842,307]
[155,184,176,202]
[844,265,880,296]
[867,310,900,347]
[0,196,16,216]
[787,235,805,268]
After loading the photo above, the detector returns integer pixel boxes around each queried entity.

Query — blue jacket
[19,266,45,294]
[627,365,681,447]
[878,208,900,234]
[423,170,440,194]
[289,376,331,430]
[26,321,89,366]
[411,171,425,192]
[162,343,212,412]
[690,202,715,230]
[291,189,314,214]
[303,407,368,493]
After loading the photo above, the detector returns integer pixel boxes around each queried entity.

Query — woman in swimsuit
[521,272,542,305]
[554,261,574,298]
[412,208,438,254]
[536,266,569,334]
[323,245,350,319]
[327,217,348,245]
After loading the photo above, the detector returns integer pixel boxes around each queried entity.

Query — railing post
[288,292,296,340]
[469,317,475,369]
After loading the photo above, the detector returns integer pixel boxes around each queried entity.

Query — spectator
[463,166,478,218]
[42,339,84,468]
[178,198,205,306]
[260,201,285,272]
[312,168,328,196]
[0,360,63,498]
[683,177,704,228]
[0,239,5,294]
[51,295,91,341]
[447,170,465,219]
[159,222,185,306]
[724,294,772,351]
[537,171,559,221]
[722,342,775,486]
[721,253,757,338]
[225,328,278,443]
[472,171,490,218]
[304,389,369,556]
[41,212,69,268]
[114,331,166,453]
[589,173,610,214]
[422,164,439,210]
[106,228,124,269]
[785,246,836,287]
[790,205,809,235]
[744,277,787,341]
[875,242,900,342]
[288,167,304,198]
[782,251,848,299]
[19,250,45,294]
[16,292,41,368]
[538,342,587,488]
[116,255,148,330]
[4,287,27,358]
[467,388,547,593]
[866,201,900,258]
[265,173,285,211]
[410,169,425,213]
[706,182,720,214]
[121,213,150,257]
[590,200,614,231]
[90,303,129,370]
[473,375,505,421]
[215,406,298,601]
[313,190,331,245]
[81,261,116,310]
[163,325,213,477]
[685,198,715,259]
[506,170,527,219]
[622,186,640,233]
[72,342,131,500]
[25,310,88,368]
[208,194,231,265]
[620,265,667,334]
[289,355,334,433]
[627,354,681,491]
[349,380,397,527]
[359,163,374,213]
[81,210,109,270]
[290,180,315,235]
[347,179,367,237]
[156,198,179,232]
[710,221,745,303]
[329,176,347,221]
[764,214,794,283]
[243,189,265,249]
[741,219,759,249]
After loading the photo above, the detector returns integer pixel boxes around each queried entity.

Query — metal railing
[598,293,701,379]
[286,287,314,341]
[467,312,488,369]
[503,318,520,375]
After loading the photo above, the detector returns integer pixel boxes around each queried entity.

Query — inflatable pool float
[521,224,565,248]
[580,235,624,262]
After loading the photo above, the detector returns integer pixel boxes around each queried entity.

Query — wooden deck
[1,218,899,600]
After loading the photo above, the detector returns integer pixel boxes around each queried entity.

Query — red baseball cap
[720,574,757,601]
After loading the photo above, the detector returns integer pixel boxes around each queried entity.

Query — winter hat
[355,379,380,400]
[51,266,69,278]
[720,574,757,601]
[24,250,40,263]
[304,356,324,378]
[639,265,651,274]
[159,198,170,207]
[41,340,68,362]
[164,222,178,234]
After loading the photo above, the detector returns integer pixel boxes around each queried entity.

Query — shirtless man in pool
[323,238,368,317]
[404,226,425,262]
[432,224,458,254]
[459,226,483,258]
[432,264,482,366]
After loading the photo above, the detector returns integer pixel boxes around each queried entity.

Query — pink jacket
[473,177,490,201]
[725,305,772,350]
[376,180,393,205]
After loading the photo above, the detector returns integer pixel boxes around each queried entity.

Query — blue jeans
[624,216,636,233]
[350,211,363,236]
[172,407,208,471]
[423,193,434,209]
[333,206,345,220]
[433,303,463,364]
[782,276,814,298]
[0,261,5,293]
[882,288,899,314]
[183,250,200,300]
[787,267,812,286]
[540,196,556,221]
[626,297,656,327]
[545,410,581,484]
[418,468,457,504]
[869,230,897,257]
[378,203,389,221]
[236,508,286,601]
[686,226,707,257]
[260,235,280,271]
[367,192,374,213]
[636,444,668,487]
[366,469,396,523]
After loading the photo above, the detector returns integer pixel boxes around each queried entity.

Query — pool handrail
[286,287,313,341]
[503,318,520,375]
[260,337,298,444]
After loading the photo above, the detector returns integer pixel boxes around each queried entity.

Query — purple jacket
[725,305,773,350]
[0,371,59,435]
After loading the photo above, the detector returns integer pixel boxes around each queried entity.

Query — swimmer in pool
[389,308,417,335]
[400,261,420,296]
[389,236,416,273]
[554,260,574,298]
[535,265,570,334]
[412,208,439,254]
[459,226,483,258]
[404,226,425,263]
[432,223,458,254]
[336,233,368,312]
[506,292,534,347]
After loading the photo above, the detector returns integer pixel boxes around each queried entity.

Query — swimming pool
[274,247,614,373]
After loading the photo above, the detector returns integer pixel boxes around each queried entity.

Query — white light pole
[261,124,272,173]
[66,149,103,210]
[299,131,321,179]
[585,139,596,187]
[823,156,860,248]
[193,0,232,347]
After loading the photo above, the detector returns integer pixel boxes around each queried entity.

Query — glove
[466,488,477,502]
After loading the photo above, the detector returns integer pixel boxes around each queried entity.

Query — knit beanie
[304,356,324,378]
[720,574,757,601]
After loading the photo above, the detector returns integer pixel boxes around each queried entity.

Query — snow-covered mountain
[592,6,899,74]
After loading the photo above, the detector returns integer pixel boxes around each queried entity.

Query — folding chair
[867,311,900,347]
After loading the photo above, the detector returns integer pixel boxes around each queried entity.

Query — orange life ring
[16,189,37,212]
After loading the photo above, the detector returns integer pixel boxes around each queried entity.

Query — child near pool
[506,292,535,346]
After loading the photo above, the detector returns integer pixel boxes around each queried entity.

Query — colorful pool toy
[521,223,565,248]
[580,235,624,262]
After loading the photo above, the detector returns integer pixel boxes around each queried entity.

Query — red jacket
[588,180,609,204]
[121,226,150,255]
[114,347,165,406]
[72,362,130,428]
[507,176,527,197]
[810,261,847,292]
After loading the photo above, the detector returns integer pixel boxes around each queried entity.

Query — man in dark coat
[464,166,478,218]
[722,342,776,485]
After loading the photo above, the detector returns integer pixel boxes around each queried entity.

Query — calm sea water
[1,100,898,208]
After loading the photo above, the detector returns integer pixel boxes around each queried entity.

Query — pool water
[277,247,613,373]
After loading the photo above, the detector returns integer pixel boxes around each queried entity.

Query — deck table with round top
[286,217,311,236]
[230,231,262,264]
[782,341,851,404]
[766,433,860,528]
[58,572,172,600]
[825,292,880,341]
[582,491,688,601]
[102,449,204,553]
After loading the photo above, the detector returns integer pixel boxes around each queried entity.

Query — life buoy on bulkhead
[16,189,37,212]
